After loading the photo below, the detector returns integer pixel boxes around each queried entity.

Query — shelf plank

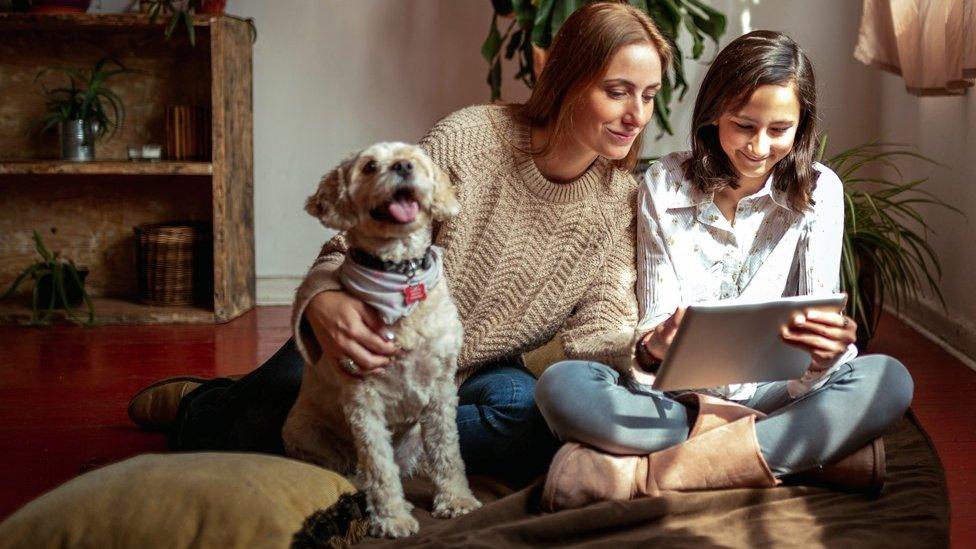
[0,13,220,31]
[0,161,212,176]
[0,296,215,325]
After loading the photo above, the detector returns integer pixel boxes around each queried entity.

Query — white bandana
[338,246,445,326]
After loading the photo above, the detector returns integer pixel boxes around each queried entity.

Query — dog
[282,142,481,538]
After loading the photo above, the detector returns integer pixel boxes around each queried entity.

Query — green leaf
[531,0,556,47]
[482,15,502,63]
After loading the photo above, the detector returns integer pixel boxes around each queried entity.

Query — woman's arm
[559,198,641,371]
[634,173,684,363]
[292,233,397,375]
[782,167,858,390]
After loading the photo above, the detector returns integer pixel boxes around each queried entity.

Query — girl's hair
[512,1,673,171]
[685,30,819,212]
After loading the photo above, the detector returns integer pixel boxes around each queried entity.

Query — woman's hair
[685,30,819,212]
[513,1,673,171]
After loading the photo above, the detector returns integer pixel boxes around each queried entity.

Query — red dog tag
[403,283,427,304]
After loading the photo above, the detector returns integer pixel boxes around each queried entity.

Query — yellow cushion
[0,452,357,549]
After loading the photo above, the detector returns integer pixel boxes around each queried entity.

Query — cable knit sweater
[292,104,641,383]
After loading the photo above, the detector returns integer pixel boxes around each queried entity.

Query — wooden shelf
[0,160,213,176]
[0,13,226,31]
[0,296,215,325]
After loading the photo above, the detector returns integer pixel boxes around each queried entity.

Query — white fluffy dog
[282,142,481,538]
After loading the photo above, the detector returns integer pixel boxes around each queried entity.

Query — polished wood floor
[0,308,972,546]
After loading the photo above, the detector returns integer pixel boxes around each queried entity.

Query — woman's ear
[532,44,548,80]
[305,153,358,231]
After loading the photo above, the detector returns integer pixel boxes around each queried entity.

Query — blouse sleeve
[636,167,682,332]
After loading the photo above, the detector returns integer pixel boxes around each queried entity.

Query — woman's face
[571,42,663,160]
[716,83,801,187]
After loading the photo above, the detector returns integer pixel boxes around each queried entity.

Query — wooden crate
[0,13,254,324]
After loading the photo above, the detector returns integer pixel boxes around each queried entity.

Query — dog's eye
[362,160,378,175]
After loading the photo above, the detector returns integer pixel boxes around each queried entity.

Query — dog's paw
[369,512,419,538]
[431,490,482,518]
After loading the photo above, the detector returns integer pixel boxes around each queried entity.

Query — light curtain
[855,0,976,95]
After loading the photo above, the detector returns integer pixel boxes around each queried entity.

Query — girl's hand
[781,309,856,375]
[305,290,400,379]
[640,307,687,363]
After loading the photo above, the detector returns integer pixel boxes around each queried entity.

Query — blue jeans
[171,338,558,482]
[535,355,914,476]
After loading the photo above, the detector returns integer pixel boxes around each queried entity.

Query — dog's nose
[391,160,413,177]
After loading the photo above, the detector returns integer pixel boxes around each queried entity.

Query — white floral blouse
[636,151,857,400]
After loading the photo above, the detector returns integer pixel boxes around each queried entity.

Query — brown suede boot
[791,437,886,496]
[542,416,779,511]
[127,376,208,430]
[679,393,766,437]
[127,373,247,430]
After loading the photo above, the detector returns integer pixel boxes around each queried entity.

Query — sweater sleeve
[291,233,350,365]
[559,197,641,372]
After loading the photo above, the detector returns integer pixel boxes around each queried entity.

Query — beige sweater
[292,105,641,383]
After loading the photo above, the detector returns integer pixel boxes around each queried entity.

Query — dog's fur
[282,142,480,538]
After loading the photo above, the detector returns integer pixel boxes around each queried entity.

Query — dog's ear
[306,154,358,230]
[429,163,461,221]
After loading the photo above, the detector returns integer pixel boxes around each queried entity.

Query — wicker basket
[135,223,213,306]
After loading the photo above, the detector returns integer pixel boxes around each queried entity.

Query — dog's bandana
[339,246,445,325]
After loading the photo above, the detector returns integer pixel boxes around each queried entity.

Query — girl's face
[571,42,662,160]
[716,83,801,187]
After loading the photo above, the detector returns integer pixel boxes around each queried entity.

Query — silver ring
[339,357,359,375]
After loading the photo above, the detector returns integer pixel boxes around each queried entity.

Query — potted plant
[482,0,727,135]
[817,136,961,348]
[1,230,96,326]
[35,56,129,161]
[142,0,255,47]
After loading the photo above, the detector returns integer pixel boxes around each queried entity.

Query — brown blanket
[360,410,948,548]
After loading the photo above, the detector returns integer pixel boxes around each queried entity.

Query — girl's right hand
[305,290,400,378]
[640,307,687,362]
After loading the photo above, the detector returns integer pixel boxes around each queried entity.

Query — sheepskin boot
[542,416,779,511]
[792,437,886,496]
[682,393,886,495]
[679,393,766,437]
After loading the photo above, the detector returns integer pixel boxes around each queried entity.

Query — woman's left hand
[781,309,857,375]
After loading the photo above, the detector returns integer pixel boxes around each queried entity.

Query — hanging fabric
[855,0,976,95]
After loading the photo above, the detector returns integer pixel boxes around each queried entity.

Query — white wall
[875,80,976,359]
[225,0,880,304]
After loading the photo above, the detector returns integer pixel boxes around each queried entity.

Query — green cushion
[0,452,358,549]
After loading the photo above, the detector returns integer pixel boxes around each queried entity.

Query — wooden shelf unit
[0,13,254,325]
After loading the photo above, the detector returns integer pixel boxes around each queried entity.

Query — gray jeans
[534,355,913,476]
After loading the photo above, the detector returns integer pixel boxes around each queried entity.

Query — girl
[536,30,913,509]
[128,2,670,483]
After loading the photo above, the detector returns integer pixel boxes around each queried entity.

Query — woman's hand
[639,307,687,364]
[781,309,856,376]
[305,290,400,379]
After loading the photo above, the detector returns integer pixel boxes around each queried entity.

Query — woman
[128,1,672,483]
[536,30,914,509]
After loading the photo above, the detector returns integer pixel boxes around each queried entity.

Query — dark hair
[685,30,819,211]
[513,1,673,171]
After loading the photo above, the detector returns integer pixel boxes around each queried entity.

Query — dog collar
[340,246,444,325]
[349,248,433,277]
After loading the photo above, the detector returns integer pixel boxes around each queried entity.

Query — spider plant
[36,56,128,142]
[817,136,961,346]
[482,0,727,136]
[1,230,96,326]
[144,0,257,47]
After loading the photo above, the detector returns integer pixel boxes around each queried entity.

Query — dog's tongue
[388,199,419,223]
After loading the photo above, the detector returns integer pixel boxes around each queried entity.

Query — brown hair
[685,30,819,211]
[513,1,673,171]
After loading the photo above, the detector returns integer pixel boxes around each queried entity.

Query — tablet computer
[650,293,847,392]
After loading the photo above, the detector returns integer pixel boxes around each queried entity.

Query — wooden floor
[0,307,972,546]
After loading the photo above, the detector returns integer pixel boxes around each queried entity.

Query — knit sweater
[292,105,641,383]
